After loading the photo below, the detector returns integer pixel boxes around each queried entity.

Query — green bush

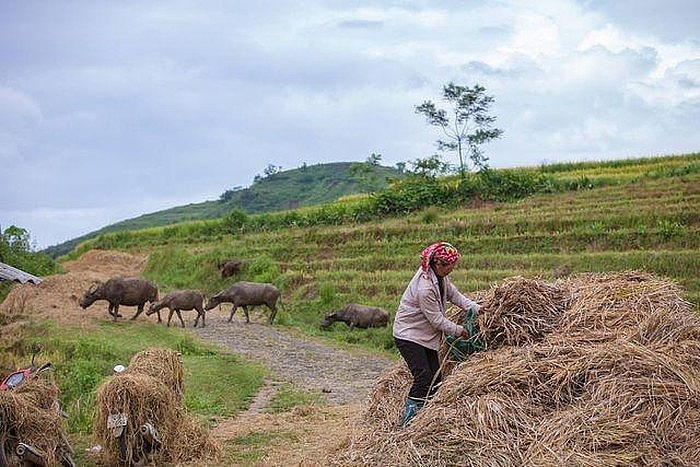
[248,254,281,284]
[420,207,440,224]
[224,208,249,232]
[478,168,557,201]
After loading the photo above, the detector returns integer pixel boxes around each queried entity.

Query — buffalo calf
[218,259,243,279]
[147,289,206,328]
[205,281,281,324]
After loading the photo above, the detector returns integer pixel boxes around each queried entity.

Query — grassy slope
[123,154,699,354]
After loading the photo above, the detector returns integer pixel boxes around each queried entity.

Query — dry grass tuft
[126,347,186,403]
[334,271,700,466]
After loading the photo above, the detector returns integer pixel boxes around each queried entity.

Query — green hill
[43,161,403,258]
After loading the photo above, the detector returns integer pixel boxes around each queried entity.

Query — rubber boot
[399,397,424,427]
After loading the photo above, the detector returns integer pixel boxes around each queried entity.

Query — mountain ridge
[43,161,403,258]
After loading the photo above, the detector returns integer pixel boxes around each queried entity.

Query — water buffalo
[205,281,281,324]
[218,259,243,279]
[79,277,159,322]
[320,303,389,330]
[147,289,206,328]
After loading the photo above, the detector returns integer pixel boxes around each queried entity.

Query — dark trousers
[395,337,442,400]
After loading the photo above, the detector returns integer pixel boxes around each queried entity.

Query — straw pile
[126,347,185,403]
[477,276,569,347]
[335,271,700,466]
[0,377,70,466]
[93,347,221,465]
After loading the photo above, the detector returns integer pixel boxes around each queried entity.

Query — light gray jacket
[393,267,480,351]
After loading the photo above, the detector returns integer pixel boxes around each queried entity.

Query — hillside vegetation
[65,153,699,352]
[43,162,403,258]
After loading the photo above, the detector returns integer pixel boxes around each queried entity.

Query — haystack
[0,377,71,466]
[336,271,700,466]
[126,347,185,403]
[93,347,220,465]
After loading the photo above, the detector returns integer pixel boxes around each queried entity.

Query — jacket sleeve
[445,279,481,313]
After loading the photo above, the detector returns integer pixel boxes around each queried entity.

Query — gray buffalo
[205,281,281,324]
[218,259,243,279]
[320,303,389,330]
[79,277,159,322]
[147,289,206,328]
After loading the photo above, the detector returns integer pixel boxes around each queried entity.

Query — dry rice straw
[333,271,700,466]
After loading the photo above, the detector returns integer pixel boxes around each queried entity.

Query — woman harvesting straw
[393,241,480,427]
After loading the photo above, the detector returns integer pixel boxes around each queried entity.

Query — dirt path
[192,316,394,407]
[193,312,396,465]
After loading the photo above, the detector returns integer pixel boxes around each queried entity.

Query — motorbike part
[16,442,47,466]
[107,412,128,438]
[140,423,162,446]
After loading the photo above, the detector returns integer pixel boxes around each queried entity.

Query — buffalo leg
[194,307,205,327]
[242,306,251,323]
[267,305,277,325]
[133,304,160,322]
[166,310,175,327]
[228,305,238,322]
[109,304,121,321]
[109,303,123,319]
[131,304,145,320]
[175,309,185,328]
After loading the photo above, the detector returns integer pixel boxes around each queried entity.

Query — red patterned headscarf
[420,241,461,272]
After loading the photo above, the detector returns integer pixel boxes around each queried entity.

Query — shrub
[420,207,440,224]
[223,209,249,233]
[247,254,281,283]
[478,169,557,201]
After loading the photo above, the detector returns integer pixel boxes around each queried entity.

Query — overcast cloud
[1,0,698,250]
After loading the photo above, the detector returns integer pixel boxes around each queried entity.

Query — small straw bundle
[0,377,69,466]
[439,276,566,377]
[338,362,412,464]
[363,363,412,429]
[126,347,185,403]
[334,271,700,466]
[93,347,220,465]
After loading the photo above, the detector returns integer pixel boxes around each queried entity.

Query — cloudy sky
[1,1,698,250]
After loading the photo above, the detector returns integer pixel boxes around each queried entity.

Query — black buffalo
[205,281,281,324]
[147,289,206,328]
[320,303,389,330]
[79,277,159,322]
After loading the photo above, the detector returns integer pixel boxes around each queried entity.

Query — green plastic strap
[446,308,484,361]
